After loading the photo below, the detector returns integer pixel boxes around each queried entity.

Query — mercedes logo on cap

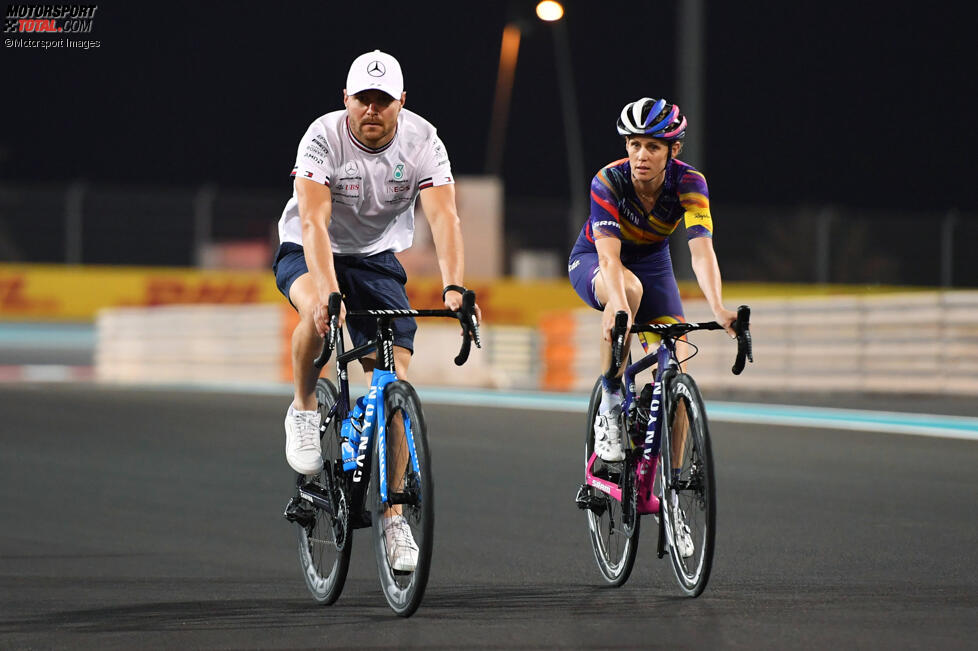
[367,61,386,77]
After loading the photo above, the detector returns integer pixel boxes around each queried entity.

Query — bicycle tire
[370,380,433,617]
[584,378,639,586]
[658,373,716,597]
[296,378,353,604]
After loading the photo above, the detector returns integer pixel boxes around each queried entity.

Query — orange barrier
[540,311,576,391]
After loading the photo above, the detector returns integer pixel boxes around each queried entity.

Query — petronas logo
[393,163,404,180]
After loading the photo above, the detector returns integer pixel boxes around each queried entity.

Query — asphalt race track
[2,384,977,649]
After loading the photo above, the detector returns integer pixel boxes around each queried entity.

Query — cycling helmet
[616,97,687,139]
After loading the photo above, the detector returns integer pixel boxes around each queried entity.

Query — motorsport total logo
[4,4,98,34]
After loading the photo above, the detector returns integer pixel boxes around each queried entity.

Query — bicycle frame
[315,316,421,527]
[297,290,479,531]
[583,335,681,514]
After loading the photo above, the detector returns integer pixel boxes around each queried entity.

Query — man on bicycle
[273,50,479,571]
[568,97,736,553]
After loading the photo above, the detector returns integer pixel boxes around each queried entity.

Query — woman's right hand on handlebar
[602,302,632,342]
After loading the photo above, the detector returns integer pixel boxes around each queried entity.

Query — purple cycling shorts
[567,246,684,323]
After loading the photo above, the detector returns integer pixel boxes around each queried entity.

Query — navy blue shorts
[273,242,417,352]
[567,245,684,323]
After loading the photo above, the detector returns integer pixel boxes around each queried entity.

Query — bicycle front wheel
[658,373,716,597]
[296,378,352,604]
[370,381,433,617]
[583,379,639,586]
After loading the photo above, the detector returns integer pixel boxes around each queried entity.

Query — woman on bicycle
[568,97,737,463]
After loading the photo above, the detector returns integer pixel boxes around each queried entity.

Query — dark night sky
[2,0,975,212]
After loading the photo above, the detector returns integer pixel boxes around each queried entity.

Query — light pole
[536,2,587,246]
[485,2,586,246]
[485,22,522,175]
[672,0,705,281]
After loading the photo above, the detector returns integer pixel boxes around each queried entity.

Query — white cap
[346,50,404,99]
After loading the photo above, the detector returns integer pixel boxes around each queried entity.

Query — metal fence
[1,182,975,287]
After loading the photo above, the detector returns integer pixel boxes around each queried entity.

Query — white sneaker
[672,503,694,558]
[383,515,419,572]
[593,407,625,462]
[285,404,323,475]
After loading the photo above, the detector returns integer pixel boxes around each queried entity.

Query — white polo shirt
[278,108,455,256]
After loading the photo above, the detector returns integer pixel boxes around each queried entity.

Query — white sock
[599,378,623,414]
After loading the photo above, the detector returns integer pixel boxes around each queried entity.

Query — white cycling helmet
[617,97,687,139]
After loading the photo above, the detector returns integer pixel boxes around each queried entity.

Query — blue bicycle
[284,290,480,617]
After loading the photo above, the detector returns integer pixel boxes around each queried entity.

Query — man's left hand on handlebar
[443,288,482,324]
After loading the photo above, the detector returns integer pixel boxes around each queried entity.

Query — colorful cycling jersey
[571,157,713,262]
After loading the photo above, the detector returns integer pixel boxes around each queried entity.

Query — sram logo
[588,478,613,494]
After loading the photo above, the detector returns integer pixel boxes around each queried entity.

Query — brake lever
[454,290,479,366]
[313,292,342,368]
[604,311,629,379]
[731,304,753,375]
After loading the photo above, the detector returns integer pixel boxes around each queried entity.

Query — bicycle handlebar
[603,304,753,378]
[604,311,629,380]
[312,290,482,369]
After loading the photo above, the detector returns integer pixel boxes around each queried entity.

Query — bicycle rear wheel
[583,379,639,586]
[658,373,715,597]
[296,378,352,604]
[370,381,433,617]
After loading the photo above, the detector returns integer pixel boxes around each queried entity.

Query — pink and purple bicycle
[576,306,752,595]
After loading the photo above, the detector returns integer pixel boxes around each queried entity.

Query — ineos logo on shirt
[367,61,386,77]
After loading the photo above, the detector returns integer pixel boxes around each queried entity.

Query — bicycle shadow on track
[0,597,400,634]
[0,583,695,633]
[412,582,684,620]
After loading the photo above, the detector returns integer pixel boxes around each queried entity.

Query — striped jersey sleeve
[588,163,624,240]
[291,120,333,186]
[679,168,713,239]
[417,134,454,191]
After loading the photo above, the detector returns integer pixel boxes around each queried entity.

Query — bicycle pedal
[575,484,608,516]
[283,497,315,528]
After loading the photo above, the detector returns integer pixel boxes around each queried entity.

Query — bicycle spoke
[371,381,432,617]
[663,374,716,597]
[583,379,639,586]
[293,379,352,605]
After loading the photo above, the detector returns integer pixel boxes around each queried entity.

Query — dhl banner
[0,263,582,325]
[0,263,921,325]
[0,264,281,321]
